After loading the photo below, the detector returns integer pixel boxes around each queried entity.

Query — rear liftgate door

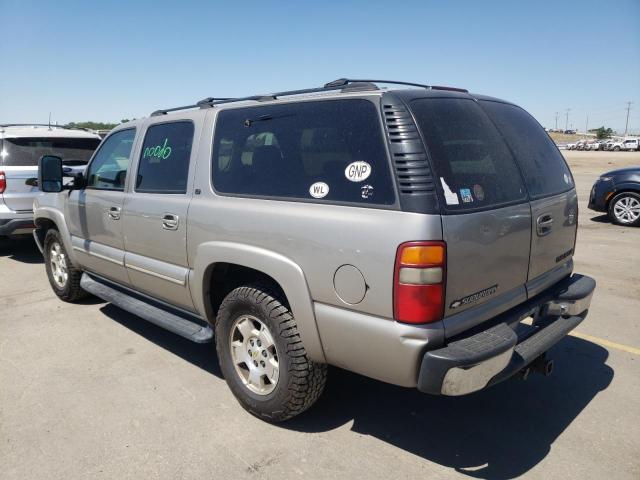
[479,100,577,297]
[410,97,532,319]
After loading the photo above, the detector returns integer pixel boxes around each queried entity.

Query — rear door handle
[162,213,179,230]
[536,214,554,236]
[108,206,121,220]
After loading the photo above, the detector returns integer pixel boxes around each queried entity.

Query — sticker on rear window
[473,184,485,201]
[440,178,459,205]
[345,161,371,182]
[460,188,474,203]
[361,184,374,199]
[309,182,329,198]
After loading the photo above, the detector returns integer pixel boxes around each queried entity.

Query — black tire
[608,192,640,227]
[613,146,620,151]
[43,229,88,302]
[215,284,327,422]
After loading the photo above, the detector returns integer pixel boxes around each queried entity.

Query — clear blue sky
[1,0,639,133]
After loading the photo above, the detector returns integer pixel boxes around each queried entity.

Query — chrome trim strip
[72,245,124,266]
[126,262,186,286]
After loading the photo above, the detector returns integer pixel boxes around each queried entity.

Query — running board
[80,273,213,343]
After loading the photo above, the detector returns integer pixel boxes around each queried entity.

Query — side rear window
[211,99,395,205]
[479,101,573,198]
[410,98,527,211]
[136,121,194,194]
[1,137,100,167]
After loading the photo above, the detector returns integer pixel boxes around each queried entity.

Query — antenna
[48,112,52,130]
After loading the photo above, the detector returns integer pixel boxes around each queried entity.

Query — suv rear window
[0,137,100,167]
[410,98,527,211]
[479,100,574,198]
[212,99,395,205]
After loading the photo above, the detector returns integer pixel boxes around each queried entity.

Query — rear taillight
[0,171,5,194]
[393,241,446,324]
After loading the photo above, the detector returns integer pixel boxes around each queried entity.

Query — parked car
[566,141,577,150]
[576,140,588,150]
[564,129,577,134]
[609,140,625,151]
[0,124,101,239]
[589,167,640,226]
[33,78,595,422]
[622,138,639,151]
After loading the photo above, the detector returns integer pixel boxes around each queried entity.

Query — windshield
[1,136,101,166]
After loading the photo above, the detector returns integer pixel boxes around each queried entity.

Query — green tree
[589,126,613,139]
[65,121,118,130]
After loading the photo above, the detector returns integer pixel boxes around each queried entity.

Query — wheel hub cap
[229,315,279,395]
[49,242,68,288]
[614,196,640,224]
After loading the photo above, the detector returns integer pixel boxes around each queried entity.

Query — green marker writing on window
[143,138,172,160]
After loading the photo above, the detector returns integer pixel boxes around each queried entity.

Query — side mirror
[38,155,63,193]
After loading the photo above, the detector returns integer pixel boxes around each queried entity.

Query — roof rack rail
[151,98,235,117]
[324,78,468,93]
[194,82,380,110]
[150,78,468,116]
[0,123,92,131]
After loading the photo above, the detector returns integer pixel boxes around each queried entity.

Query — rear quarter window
[211,99,395,206]
[410,98,527,212]
[479,100,574,199]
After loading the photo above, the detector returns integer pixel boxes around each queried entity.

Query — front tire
[43,229,88,302]
[215,285,327,422]
[608,192,640,226]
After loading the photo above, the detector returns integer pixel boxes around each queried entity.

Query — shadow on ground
[589,214,611,224]
[0,236,43,264]
[101,304,613,480]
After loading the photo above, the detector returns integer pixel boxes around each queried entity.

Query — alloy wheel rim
[229,315,279,395]
[49,242,68,288]
[613,196,640,224]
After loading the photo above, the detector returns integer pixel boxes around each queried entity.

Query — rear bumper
[0,218,35,236]
[417,274,595,396]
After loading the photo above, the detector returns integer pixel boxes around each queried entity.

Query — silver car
[1,124,100,238]
[33,79,596,422]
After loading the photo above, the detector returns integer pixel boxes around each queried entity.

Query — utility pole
[624,102,632,137]
[565,108,571,132]
[555,111,559,130]
[585,115,589,139]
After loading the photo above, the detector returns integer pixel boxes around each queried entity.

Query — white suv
[622,138,639,151]
[0,124,101,238]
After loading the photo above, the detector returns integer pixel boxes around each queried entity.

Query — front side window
[411,98,528,212]
[136,121,194,194]
[1,136,100,167]
[86,129,136,190]
[479,100,574,198]
[212,99,395,205]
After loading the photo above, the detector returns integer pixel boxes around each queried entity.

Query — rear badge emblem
[450,285,498,309]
